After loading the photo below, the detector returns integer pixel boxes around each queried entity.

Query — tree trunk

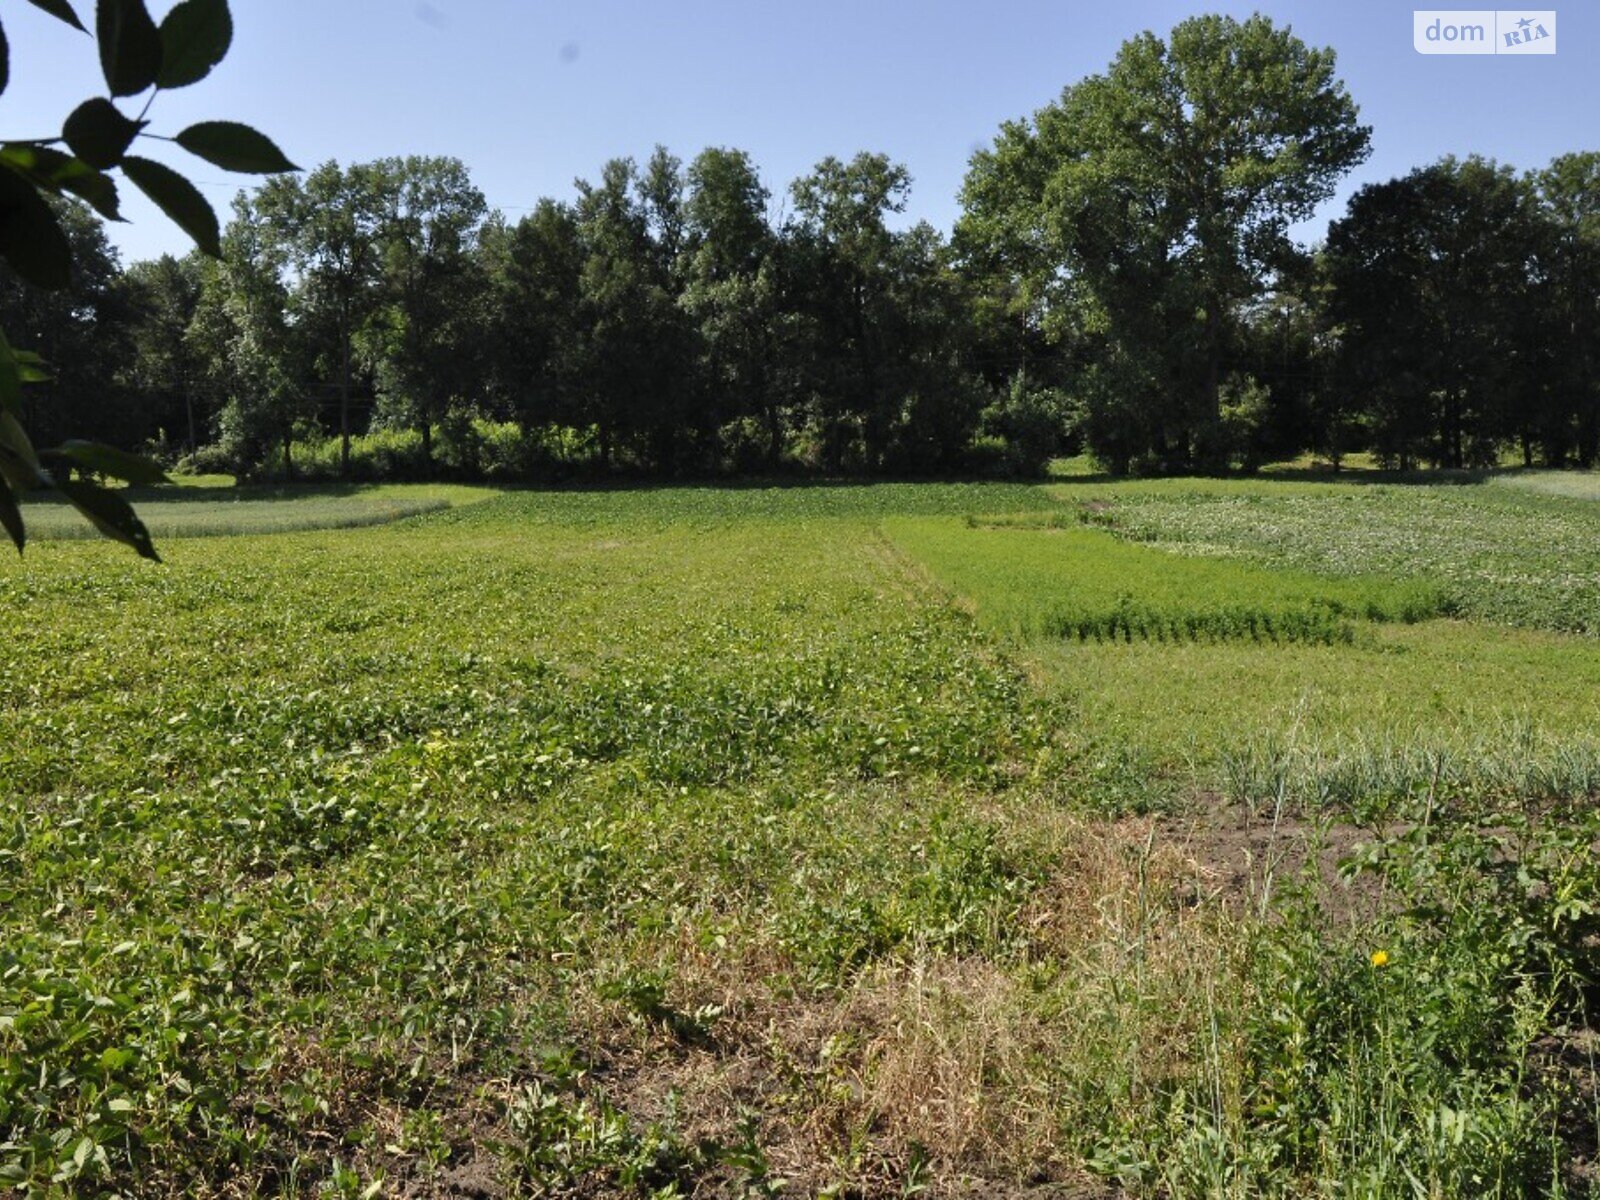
[765,402,783,469]
[1579,411,1599,469]
[339,318,352,478]
[283,431,294,480]
[1451,392,1464,469]
[421,419,433,476]
[1205,308,1223,426]
[850,273,879,472]
[1201,302,1224,471]
[184,388,198,455]
[1577,386,1600,467]
[651,422,677,476]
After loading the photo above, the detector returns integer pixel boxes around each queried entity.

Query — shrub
[982,373,1071,477]
[172,442,239,478]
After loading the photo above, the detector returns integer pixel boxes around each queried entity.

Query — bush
[173,442,239,478]
[982,373,1070,477]
[436,406,484,477]
[207,418,611,483]
[290,428,428,481]
[1216,373,1273,472]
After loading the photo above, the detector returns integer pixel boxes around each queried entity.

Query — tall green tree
[0,200,132,447]
[789,152,912,470]
[1532,152,1600,465]
[680,147,782,465]
[368,156,487,468]
[573,157,651,468]
[789,153,984,471]
[877,220,988,473]
[255,161,390,476]
[638,145,687,283]
[634,146,703,470]
[117,251,206,453]
[572,154,695,470]
[190,196,316,477]
[482,200,586,436]
[959,13,1369,472]
[1325,157,1538,469]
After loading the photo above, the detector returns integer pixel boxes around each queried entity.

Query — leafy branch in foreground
[0,0,297,559]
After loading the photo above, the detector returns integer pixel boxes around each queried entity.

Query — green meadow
[5,475,1599,1197]
[15,482,496,541]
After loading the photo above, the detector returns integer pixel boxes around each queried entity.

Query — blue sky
[3,1,1595,263]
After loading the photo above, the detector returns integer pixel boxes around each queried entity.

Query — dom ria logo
[1414,10,1556,54]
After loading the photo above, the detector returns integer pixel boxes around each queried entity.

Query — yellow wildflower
[1369,950,1390,968]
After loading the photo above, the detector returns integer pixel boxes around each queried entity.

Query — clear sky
[3,1,1594,264]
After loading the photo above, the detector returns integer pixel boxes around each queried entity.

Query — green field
[17,482,496,540]
[885,496,1600,817]
[886,515,1444,642]
[1078,474,1600,633]
[5,477,1598,1197]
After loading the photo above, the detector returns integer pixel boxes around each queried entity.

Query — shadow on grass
[1259,465,1497,487]
[28,465,1554,510]
[1047,465,1517,489]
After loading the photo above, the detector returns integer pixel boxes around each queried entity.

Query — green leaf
[25,0,86,32]
[175,121,297,175]
[121,156,218,256]
[97,0,162,97]
[0,334,50,394]
[156,0,230,89]
[56,479,160,561]
[0,477,22,555]
[0,410,46,492]
[0,164,72,288]
[47,440,171,485]
[12,349,52,385]
[63,98,145,170]
[0,144,122,221]
[0,329,18,416]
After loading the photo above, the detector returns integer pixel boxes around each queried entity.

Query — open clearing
[4,475,1598,1197]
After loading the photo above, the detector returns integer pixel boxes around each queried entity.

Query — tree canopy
[958,13,1370,472]
[6,10,1600,490]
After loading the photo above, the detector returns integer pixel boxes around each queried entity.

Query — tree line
[5,13,1598,481]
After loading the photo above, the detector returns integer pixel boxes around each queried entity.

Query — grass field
[17,482,495,540]
[1074,474,1600,633]
[4,477,1598,1196]
[886,515,1443,643]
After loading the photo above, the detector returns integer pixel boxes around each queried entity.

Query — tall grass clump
[1221,725,1600,821]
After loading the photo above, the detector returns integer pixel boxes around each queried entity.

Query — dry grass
[527,813,1238,1197]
